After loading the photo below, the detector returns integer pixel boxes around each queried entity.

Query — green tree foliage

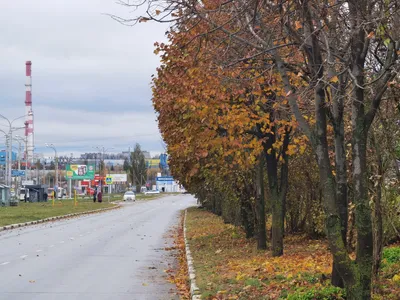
[128,143,148,193]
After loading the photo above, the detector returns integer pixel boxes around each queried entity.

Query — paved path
[0,194,196,300]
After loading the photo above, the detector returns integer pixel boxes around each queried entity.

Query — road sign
[105,176,113,185]
[11,170,25,177]
[156,176,174,182]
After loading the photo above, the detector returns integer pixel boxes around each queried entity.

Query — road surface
[0,194,196,300]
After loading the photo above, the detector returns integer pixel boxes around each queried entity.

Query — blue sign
[0,151,17,165]
[156,176,174,182]
[11,170,25,177]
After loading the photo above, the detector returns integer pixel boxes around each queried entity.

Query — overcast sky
[0,0,168,158]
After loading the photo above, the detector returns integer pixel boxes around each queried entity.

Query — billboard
[107,174,127,182]
[66,164,95,180]
[146,158,160,169]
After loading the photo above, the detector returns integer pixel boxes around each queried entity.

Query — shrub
[286,286,345,300]
[382,247,400,266]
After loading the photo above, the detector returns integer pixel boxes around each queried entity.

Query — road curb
[184,209,201,300]
[0,204,120,232]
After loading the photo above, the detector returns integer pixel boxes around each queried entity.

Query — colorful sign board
[106,174,127,182]
[66,164,95,180]
[105,176,113,185]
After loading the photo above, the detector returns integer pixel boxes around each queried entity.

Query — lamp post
[94,146,114,193]
[13,137,24,195]
[45,143,58,189]
[0,129,9,185]
[93,146,114,174]
[0,114,28,187]
[15,135,28,182]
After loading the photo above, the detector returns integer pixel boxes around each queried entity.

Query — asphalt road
[0,194,196,300]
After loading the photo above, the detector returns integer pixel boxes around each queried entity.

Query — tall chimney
[25,61,34,166]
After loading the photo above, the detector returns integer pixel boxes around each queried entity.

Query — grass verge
[185,207,400,300]
[0,199,116,227]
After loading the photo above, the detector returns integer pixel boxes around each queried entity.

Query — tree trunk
[265,145,282,256]
[241,195,255,238]
[370,130,384,277]
[372,177,383,277]
[256,152,267,250]
[266,129,290,257]
[332,103,348,288]
[350,17,373,295]
[352,105,373,299]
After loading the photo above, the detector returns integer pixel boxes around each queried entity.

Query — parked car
[123,191,136,201]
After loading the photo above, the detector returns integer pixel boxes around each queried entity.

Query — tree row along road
[0,194,196,300]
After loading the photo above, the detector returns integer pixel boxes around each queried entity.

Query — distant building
[142,151,151,159]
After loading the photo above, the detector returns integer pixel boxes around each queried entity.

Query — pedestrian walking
[93,188,97,203]
[97,191,102,203]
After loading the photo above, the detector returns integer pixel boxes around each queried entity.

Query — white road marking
[49,245,55,248]
[36,250,42,252]
[60,241,65,244]
[79,234,83,237]
[20,255,28,259]
[1,262,10,265]
[70,237,74,240]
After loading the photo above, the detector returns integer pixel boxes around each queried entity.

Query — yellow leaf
[295,20,302,30]
[330,76,339,83]
[393,274,400,282]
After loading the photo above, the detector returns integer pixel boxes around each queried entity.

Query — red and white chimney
[25,61,34,163]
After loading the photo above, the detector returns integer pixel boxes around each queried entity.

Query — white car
[123,191,136,201]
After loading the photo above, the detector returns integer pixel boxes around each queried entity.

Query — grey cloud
[0,0,168,154]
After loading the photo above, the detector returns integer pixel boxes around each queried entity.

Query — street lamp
[93,146,114,193]
[0,114,28,187]
[15,135,28,182]
[93,146,114,175]
[45,143,58,189]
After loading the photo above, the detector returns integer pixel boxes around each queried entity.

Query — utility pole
[45,143,58,191]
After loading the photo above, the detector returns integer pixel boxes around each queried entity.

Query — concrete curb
[0,204,120,232]
[184,209,201,300]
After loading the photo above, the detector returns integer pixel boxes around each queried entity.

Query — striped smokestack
[25,61,34,164]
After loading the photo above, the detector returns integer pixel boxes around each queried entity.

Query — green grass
[382,246,400,266]
[0,199,116,226]
[136,193,164,200]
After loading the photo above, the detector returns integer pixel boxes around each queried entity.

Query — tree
[129,143,148,193]
[118,0,400,297]
[123,158,130,172]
